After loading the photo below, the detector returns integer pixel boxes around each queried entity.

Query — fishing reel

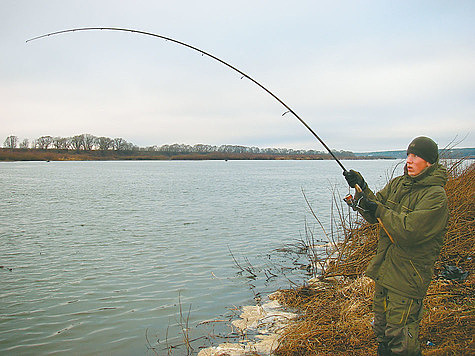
[343,182,365,212]
[344,191,395,243]
[343,193,360,212]
[343,194,356,209]
[343,193,368,213]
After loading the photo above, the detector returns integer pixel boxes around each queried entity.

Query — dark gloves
[355,193,378,216]
[343,170,367,190]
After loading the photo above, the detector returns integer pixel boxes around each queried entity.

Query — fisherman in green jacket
[344,136,449,356]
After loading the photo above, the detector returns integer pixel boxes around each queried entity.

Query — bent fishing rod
[28,27,396,238]
[27,27,348,172]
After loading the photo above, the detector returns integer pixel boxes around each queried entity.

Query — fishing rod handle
[355,184,395,243]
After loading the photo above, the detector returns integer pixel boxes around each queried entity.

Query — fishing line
[28,28,394,240]
[27,27,348,172]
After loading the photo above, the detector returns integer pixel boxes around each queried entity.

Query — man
[344,136,449,356]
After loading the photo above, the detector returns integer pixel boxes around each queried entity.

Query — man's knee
[372,284,389,343]
[372,286,424,355]
[384,291,423,355]
[386,292,423,326]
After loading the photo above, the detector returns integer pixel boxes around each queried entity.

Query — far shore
[0,148,391,162]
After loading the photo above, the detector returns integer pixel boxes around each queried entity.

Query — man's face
[406,153,431,176]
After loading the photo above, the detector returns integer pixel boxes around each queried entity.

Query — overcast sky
[1,1,474,152]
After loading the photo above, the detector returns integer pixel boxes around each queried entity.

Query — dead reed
[274,161,474,355]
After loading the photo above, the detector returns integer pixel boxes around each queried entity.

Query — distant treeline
[2,134,357,158]
[0,148,362,162]
[3,134,136,151]
[363,148,475,159]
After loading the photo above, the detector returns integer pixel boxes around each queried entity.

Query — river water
[0,159,400,355]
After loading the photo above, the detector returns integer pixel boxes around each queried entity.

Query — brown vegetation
[0,148,169,161]
[274,161,474,355]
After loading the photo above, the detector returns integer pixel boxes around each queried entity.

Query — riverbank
[198,161,474,355]
[273,161,474,355]
[0,148,382,162]
[197,292,297,356]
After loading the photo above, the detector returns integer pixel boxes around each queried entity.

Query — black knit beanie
[407,136,439,164]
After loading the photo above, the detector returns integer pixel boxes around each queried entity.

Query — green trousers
[373,284,424,355]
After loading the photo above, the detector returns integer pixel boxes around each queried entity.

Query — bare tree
[112,137,126,151]
[35,136,53,149]
[193,144,216,153]
[3,135,18,148]
[19,138,29,149]
[53,137,71,150]
[82,134,96,150]
[70,135,84,151]
[96,136,113,151]
[166,143,192,153]
[145,145,159,152]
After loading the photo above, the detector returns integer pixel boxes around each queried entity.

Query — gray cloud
[1,1,474,151]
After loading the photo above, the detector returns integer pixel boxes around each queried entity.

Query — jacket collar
[403,162,447,187]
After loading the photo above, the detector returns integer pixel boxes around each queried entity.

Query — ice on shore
[198,292,297,356]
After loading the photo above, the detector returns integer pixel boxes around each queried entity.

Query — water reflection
[0,160,400,354]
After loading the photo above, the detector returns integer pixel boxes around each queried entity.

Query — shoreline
[198,162,474,355]
[0,148,391,162]
[197,291,297,356]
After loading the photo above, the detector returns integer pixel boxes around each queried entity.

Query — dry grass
[274,161,474,355]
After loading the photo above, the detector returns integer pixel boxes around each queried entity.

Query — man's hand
[356,193,378,216]
[343,170,367,190]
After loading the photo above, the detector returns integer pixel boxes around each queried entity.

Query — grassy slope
[274,161,474,355]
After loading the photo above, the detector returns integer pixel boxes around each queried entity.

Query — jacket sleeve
[375,187,448,247]
[356,180,393,224]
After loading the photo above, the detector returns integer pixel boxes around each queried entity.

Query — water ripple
[0,160,397,354]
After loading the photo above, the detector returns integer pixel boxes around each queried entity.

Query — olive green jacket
[359,163,449,299]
